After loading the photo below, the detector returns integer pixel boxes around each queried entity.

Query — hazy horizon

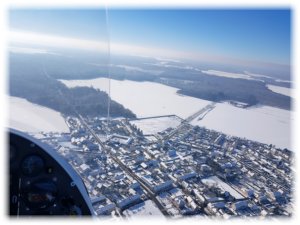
[9,8,291,76]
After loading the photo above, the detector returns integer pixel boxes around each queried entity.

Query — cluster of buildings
[34,115,293,219]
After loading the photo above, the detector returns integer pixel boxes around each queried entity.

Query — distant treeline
[107,62,291,110]
[9,52,291,112]
[9,54,136,118]
[157,70,291,110]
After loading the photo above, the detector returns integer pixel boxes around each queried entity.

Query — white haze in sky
[9,30,184,60]
[9,29,287,69]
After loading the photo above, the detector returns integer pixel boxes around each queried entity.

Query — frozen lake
[191,103,292,150]
[9,96,69,133]
[60,78,292,150]
[60,78,211,118]
[267,84,291,97]
[202,70,260,81]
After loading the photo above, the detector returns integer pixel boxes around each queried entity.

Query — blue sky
[9,8,291,65]
[9,9,108,41]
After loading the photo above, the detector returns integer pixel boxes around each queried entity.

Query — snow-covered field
[191,103,292,150]
[201,176,244,199]
[60,78,211,118]
[267,84,291,97]
[130,116,182,135]
[60,78,291,150]
[202,70,262,81]
[123,200,165,218]
[9,96,69,132]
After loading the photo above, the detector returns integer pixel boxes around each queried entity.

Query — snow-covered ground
[60,78,211,118]
[267,84,291,97]
[9,96,69,132]
[191,103,292,150]
[123,200,165,218]
[201,176,245,199]
[202,70,262,81]
[60,78,291,150]
[130,116,182,135]
[275,79,292,84]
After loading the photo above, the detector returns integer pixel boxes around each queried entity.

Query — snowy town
[30,114,293,219]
